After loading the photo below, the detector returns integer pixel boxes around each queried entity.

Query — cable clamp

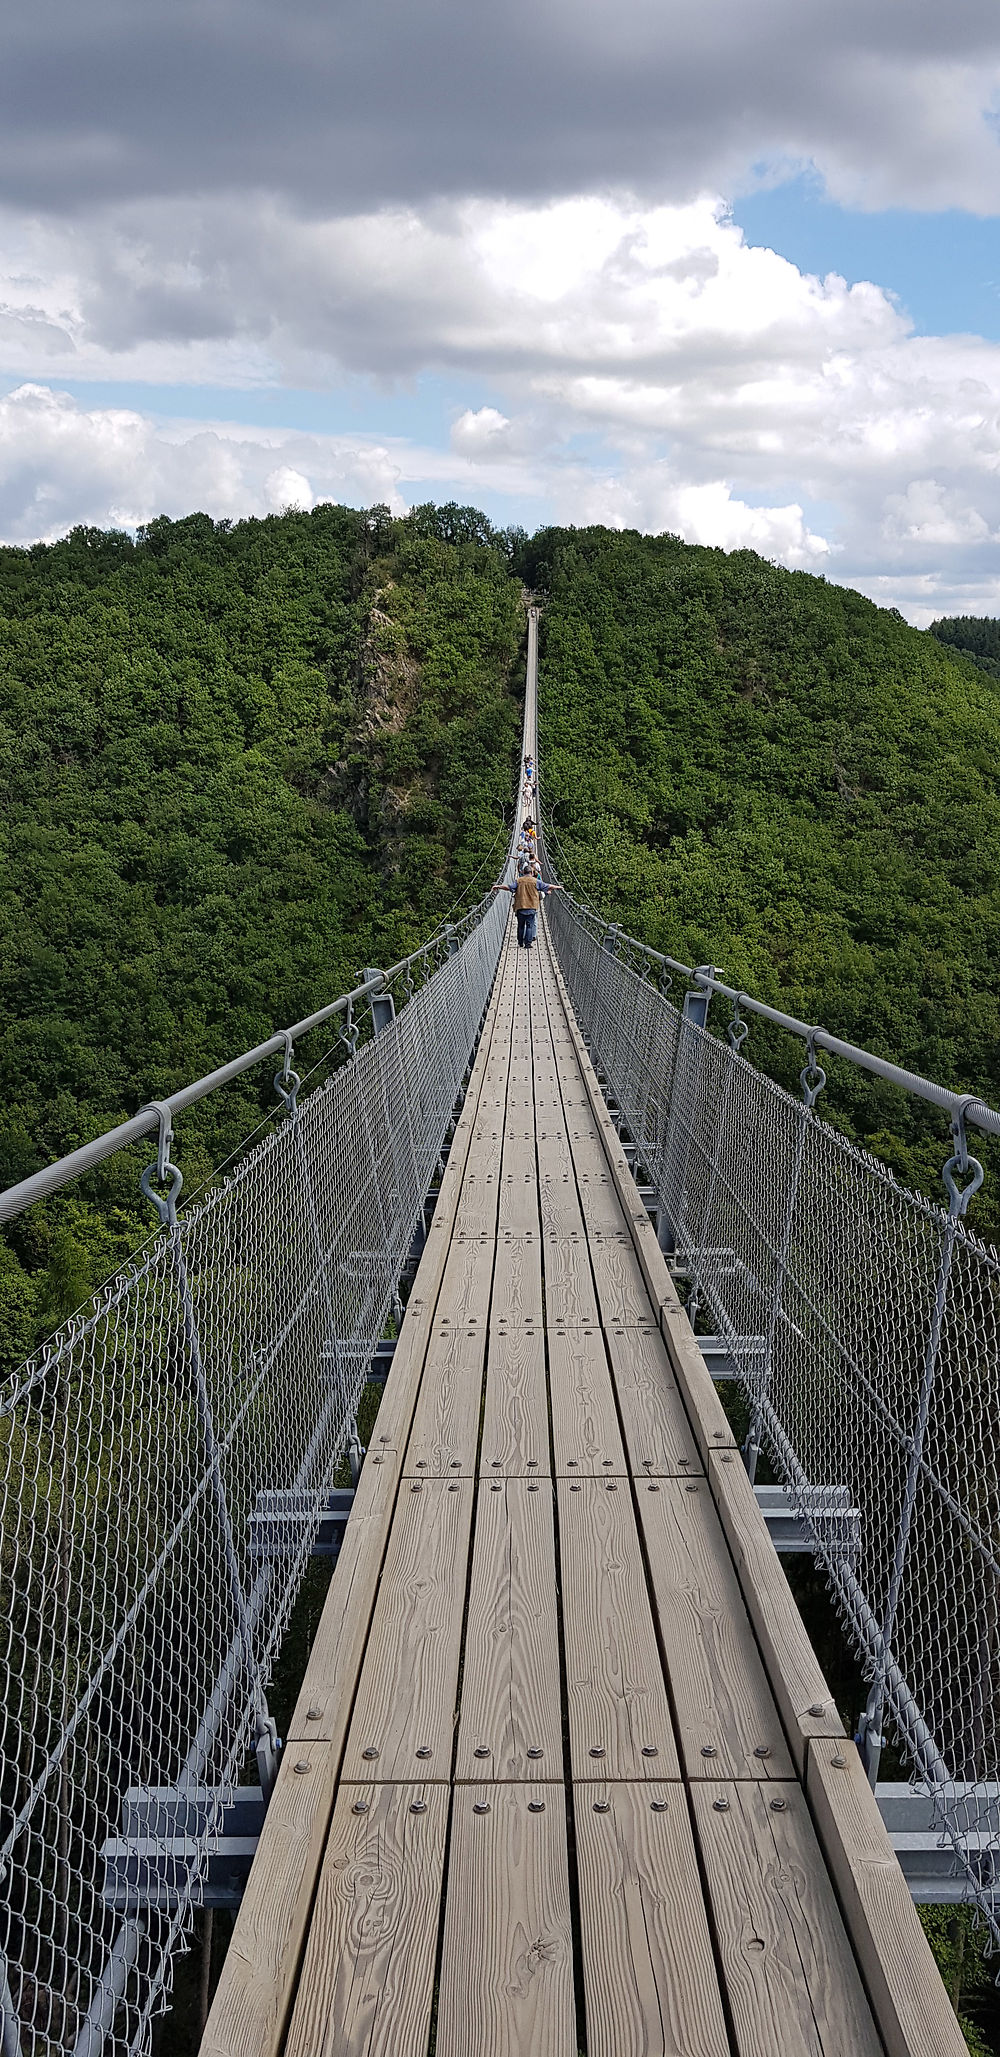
[727,995,750,1052]
[799,1031,827,1109]
[943,1098,985,1217]
[273,1032,301,1116]
[139,1099,184,1225]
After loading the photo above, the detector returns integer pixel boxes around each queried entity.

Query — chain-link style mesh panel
[547,887,1000,1939]
[0,890,507,2057]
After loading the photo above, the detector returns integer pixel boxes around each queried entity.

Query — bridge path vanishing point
[203,931,965,2053]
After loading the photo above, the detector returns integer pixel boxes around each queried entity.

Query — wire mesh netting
[0,889,507,2057]
[547,886,1000,1939]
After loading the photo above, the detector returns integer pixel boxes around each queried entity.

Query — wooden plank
[537,1168,584,1236]
[542,1230,601,1329]
[535,1115,569,1152]
[480,1329,550,1476]
[403,1323,487,1478]
[461,1062,515,1231]
[575,1782,730,2057]
[276,954,514,1752]
[455,1477,562,1781]
[492,1229,544,1329]
[637,1478,794,1779]
[498,1163,540,1232]
[201,1740,340,2057]
[436,1785,576,2057]
[341,1478,474,1782]
[589,1231,658,1326]
[660,1300,739,1460]
[806,1738,969,2057]
[532,1086,565,1113]
[572,1160,629,1233]
[548,1328,627,1477]
[706,1451,844,1772]
[690,1781,884,2057]
[557,1478,680,1779]
[436,1229,496,1327]
[605,1323,703,1478]
[539,936,738,1456]
[282,1783,448,2057]
[453,1162,502,1236]
[535,1087,584,1233]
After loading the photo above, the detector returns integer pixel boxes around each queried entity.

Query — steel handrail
[553,888,1000,1140]
[0,906,490,1225]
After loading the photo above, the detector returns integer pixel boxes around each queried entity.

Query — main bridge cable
[434,821,508,929]
[0,797,520,1231]
[0,604,535,1236]
[537,848,1000,1149]
[0,597,540,2057]
[532,610,1000,1144]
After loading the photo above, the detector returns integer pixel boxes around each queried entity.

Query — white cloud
[264,465,313,513]
[0,384,417,540]
[570,474,831,567]
[2,192,1000,614]
[451,406,512,450]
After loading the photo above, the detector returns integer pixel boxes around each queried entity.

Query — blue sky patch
[732,174,1000,340]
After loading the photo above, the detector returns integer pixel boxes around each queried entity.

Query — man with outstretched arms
[493,863,562,949]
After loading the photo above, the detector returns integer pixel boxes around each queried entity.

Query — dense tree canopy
[3,503,998,2047]
[6,505,1000,1371]
[0,502,524,1364]
[929,614,1000,680]
[525,525,1000,1221]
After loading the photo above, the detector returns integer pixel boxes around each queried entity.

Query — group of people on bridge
[493,753,562,947]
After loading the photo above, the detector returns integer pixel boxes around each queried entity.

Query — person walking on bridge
[494,863,562,948]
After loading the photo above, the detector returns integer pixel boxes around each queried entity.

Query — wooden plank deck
[204,914,966,2057]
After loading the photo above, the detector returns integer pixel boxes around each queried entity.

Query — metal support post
[687,998,748,1331]
[682,969,714,1031]
[744,1036,824,1486]
[363,969,396,1037]
[857,1110,984,1786]
[656,969,716,1262]
[71,1923,144,2057]
[0,1953,22,2057]
[141,1109,279,1790]
[346,1416,365,1486]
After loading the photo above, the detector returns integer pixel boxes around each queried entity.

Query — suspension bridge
[1,606,997,2054]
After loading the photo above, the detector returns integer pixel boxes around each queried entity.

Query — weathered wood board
[436,1785,576,2057]
[455,1476,562,1782]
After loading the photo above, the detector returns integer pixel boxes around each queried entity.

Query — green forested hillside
[524,525,1000,1217]
[0,502,524,1365]
[3,505,999,2046]
[930,614,1000,680]
[6,505,1000,1367]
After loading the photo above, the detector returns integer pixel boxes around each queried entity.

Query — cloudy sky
[3,0,1000,617]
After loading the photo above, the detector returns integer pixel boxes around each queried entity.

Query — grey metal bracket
[105,1775,998,1915]
[370,1339,395,1383]
[752,1484,861,1562]
[681,967,715,1031]
[670,1247,739,1280]
[248,1486,356,1561]
[345,1418,365,1487]
[875,1785,1000,1902]
[697,1335,766,1380]
[102,1789,267,1914]
[362,968,396,1037]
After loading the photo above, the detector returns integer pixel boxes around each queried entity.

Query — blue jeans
[516,909,537,947]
